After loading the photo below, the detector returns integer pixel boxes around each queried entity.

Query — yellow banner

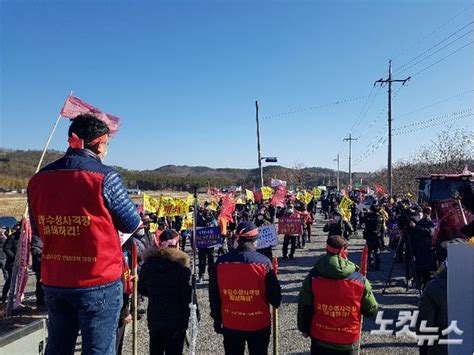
[261,186,273,200]
[296,191,305,204]
[181,212,194,231]
[246,189,255,203]
[143,193,159,213]
[158,197,189,217]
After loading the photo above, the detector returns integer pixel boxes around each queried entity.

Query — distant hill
[0,148,367,191]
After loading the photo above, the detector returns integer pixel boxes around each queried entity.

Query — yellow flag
[312,187,321,199]
[338,196,354,221]
[246,189,255,203]
[209,200,219,211]
[304,191,313,205]
[236,197,246,205]
[186,193,195,206]
[173,198,189,216]
[181,212,194,231]
[143,193,159,213]
[296,192,305,203]
[261,186,273,200]
[148,222,158,233]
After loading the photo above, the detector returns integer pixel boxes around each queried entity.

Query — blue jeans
[44,279,123,355]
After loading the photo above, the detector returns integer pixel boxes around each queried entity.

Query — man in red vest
[28,114,141,355]
[297,235,378,354]
[209,221,282,355]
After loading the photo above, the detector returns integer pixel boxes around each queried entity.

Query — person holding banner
[209,221,282,355]
[281,205,302,260]
[297,235,378,355]
[138,229,192,355]
[28,114,141,355]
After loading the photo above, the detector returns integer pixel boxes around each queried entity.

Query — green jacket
[297,254,379,351]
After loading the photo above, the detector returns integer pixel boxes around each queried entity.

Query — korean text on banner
[195,226,222,248]
[256,224,278,249]
[278,217,303,236]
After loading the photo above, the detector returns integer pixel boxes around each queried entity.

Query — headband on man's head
[68,133,108,149]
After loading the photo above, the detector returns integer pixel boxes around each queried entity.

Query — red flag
[271,185,287,208]
[60,96,121,136]
[218,193,236,222]
[360,244,369,276]
[11,217,32,309]
[253,191,263,203]
[131,241,138,271]
[374,184,386,195]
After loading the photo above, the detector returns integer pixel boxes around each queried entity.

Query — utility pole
[333,154,340,191]
[255,100,264,188]
[375,60,410,196]
[343,134,357,187]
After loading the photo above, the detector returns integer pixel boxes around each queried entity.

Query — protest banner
[143,193,159,213]
[195,226,222,248]
[278,217,303,236]
[271,178,287,188]
[271,185,287,208]
[219,193,235,222]
[312,187,321,199]
[256,224,278,249]
[253,191,263,203]
[303,191,313,205]
[246,189,255,203]
[261,186,273,200]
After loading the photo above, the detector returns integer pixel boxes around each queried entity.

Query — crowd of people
[0,113,463,355]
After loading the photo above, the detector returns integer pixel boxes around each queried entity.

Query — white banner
[256,224,278,249]
[271,178,287,188]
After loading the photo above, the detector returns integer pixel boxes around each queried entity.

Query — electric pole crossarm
[373,60,410,196]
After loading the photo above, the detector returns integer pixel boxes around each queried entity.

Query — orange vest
[217,263,271,331]
[28,170,123,288]
[310,274,364,344]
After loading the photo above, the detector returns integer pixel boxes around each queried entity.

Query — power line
[261,94,369,120]
[353,109,473,165]
[411,40,474,77]
[350,86,383,134]
[393,107,473,132]
[393,28,474,76]
[391,2,474,61]
[393,89,474,122]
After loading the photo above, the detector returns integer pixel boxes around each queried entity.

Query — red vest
[28,170,123,288]
[217,263,271,331]
[310,275,364,344]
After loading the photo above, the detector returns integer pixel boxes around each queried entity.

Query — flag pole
[6,91,72,318]
[34,91,73,176]
[132,242,138,355]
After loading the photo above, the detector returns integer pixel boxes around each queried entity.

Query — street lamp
[260,156,278,187]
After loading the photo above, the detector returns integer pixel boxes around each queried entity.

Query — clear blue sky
[1,0,473,173]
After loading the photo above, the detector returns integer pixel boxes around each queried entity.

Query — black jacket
[408,217,435,271]
[363,212,384,246]
[138,246,192,331]
[416,268,448,355]
[30,234,43,273]
[3,230,21,268]
[323,220,354,240]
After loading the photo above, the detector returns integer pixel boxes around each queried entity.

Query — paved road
[123,213,419,354]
